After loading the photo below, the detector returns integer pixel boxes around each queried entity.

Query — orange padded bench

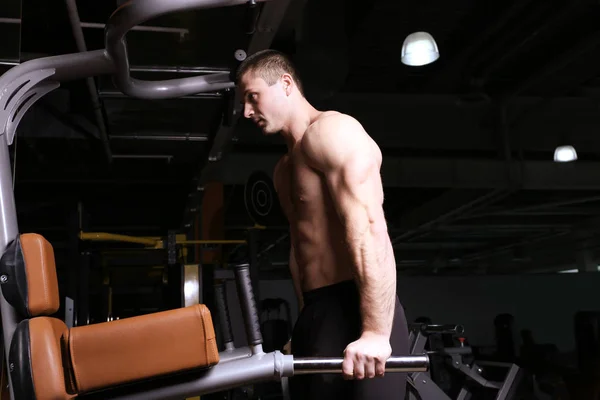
[0,233,220,399]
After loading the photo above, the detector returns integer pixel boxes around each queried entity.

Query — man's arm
[302,114,396,377]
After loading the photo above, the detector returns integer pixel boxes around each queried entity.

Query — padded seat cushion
[9,317,74,400]
[67,304,220,393]
[0,233,59,317]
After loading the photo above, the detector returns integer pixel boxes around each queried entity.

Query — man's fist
[342,332,391,380]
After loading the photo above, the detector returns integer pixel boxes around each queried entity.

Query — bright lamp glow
[401,32,439,66]
[553,145,578,162]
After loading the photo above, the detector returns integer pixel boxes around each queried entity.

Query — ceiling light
[553,145,578,162]
[401,32,439,66]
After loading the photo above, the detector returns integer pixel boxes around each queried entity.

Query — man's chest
[281,154,325,209]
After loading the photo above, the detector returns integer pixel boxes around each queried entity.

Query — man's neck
[281,98,320,152]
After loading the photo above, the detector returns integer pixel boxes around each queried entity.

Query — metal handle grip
[293,355,429,375]
[214,282,234,345]
[104,0,268,99]
[420,324,465,335]
[233,263,262,346]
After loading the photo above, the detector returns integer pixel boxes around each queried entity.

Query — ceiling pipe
[65,0,113,164]
[80,22,189,40]
[98,90,221,99]
[474,0,587,90]
[130,65,230,74]
[506,27,600,99]
[110,134,209,142]
[424,0,539,91]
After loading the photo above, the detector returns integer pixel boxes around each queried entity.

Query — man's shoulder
[304,112,365,150]
[301,112,367,169]
[307,111,361,136]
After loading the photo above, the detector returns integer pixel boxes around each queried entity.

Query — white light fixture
[553,145,578,162]
[401,31,439,66]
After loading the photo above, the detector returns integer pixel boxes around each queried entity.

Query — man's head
[236,49,304,134]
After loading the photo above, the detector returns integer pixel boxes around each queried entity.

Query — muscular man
[236,50,409,399]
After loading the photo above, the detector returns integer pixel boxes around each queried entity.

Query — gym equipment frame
[407,324,522,400]
[0,1,430,399]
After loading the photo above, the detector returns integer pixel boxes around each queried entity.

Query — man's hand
[342,332,392,380]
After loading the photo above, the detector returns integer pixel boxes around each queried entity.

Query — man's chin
[260,125,276,135]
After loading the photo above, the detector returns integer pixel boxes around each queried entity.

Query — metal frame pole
[0,133,19,400]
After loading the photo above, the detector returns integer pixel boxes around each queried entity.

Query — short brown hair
[236,49,304,95]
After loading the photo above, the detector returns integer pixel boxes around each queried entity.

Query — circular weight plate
[244,170,281,226]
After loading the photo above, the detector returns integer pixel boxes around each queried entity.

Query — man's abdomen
[292,214,353,292]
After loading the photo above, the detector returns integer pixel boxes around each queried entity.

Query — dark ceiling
[3,0,600,277]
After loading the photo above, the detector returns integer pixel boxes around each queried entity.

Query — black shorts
[289,280,409,400]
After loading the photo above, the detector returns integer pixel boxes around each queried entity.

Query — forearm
[346,221,396,338]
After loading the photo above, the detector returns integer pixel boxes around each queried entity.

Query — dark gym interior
[1,0,599,398]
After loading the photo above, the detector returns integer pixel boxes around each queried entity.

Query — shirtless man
[236,49,409,399]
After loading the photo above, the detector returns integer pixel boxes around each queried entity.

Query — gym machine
[0,0,430,399]
[407,323,523,400]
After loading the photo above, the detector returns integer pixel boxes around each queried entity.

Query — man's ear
[281,74,294,96]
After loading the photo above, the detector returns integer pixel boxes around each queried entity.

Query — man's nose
[243,103,253,119]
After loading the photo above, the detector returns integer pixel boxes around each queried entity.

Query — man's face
[239,72,286,135]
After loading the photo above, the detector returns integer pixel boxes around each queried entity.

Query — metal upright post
[0,133,19,400]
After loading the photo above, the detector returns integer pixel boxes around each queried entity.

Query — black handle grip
[233,263,263,346]
[214,282,234,345]
[421,324,465,335]
[244,0,260,34]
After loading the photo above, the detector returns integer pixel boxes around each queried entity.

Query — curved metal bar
[104,0,268,99]
[6,81,61,145]
[0,50,114,94]
[0,69,56,132]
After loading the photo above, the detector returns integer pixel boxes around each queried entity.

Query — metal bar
[219,346,252,363]
[65,0,112,163]
[79,231,158,247]
[95,351,428,400]
[79,231,247,246]
[80,22,189,37]
[417,324,465,335]
[1,61,227,75]
[0,133,19,400]
[0,50,114,89]
[410,372,452,400]
[183,240,246,245]
[112,154,173,162]
[109,134,209,142]
[130,65,230,74]
[100,352,291,400]
[99,90,222,99]
[105,0,269,98]
[0,18,20,24]
[293,355,430,375]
